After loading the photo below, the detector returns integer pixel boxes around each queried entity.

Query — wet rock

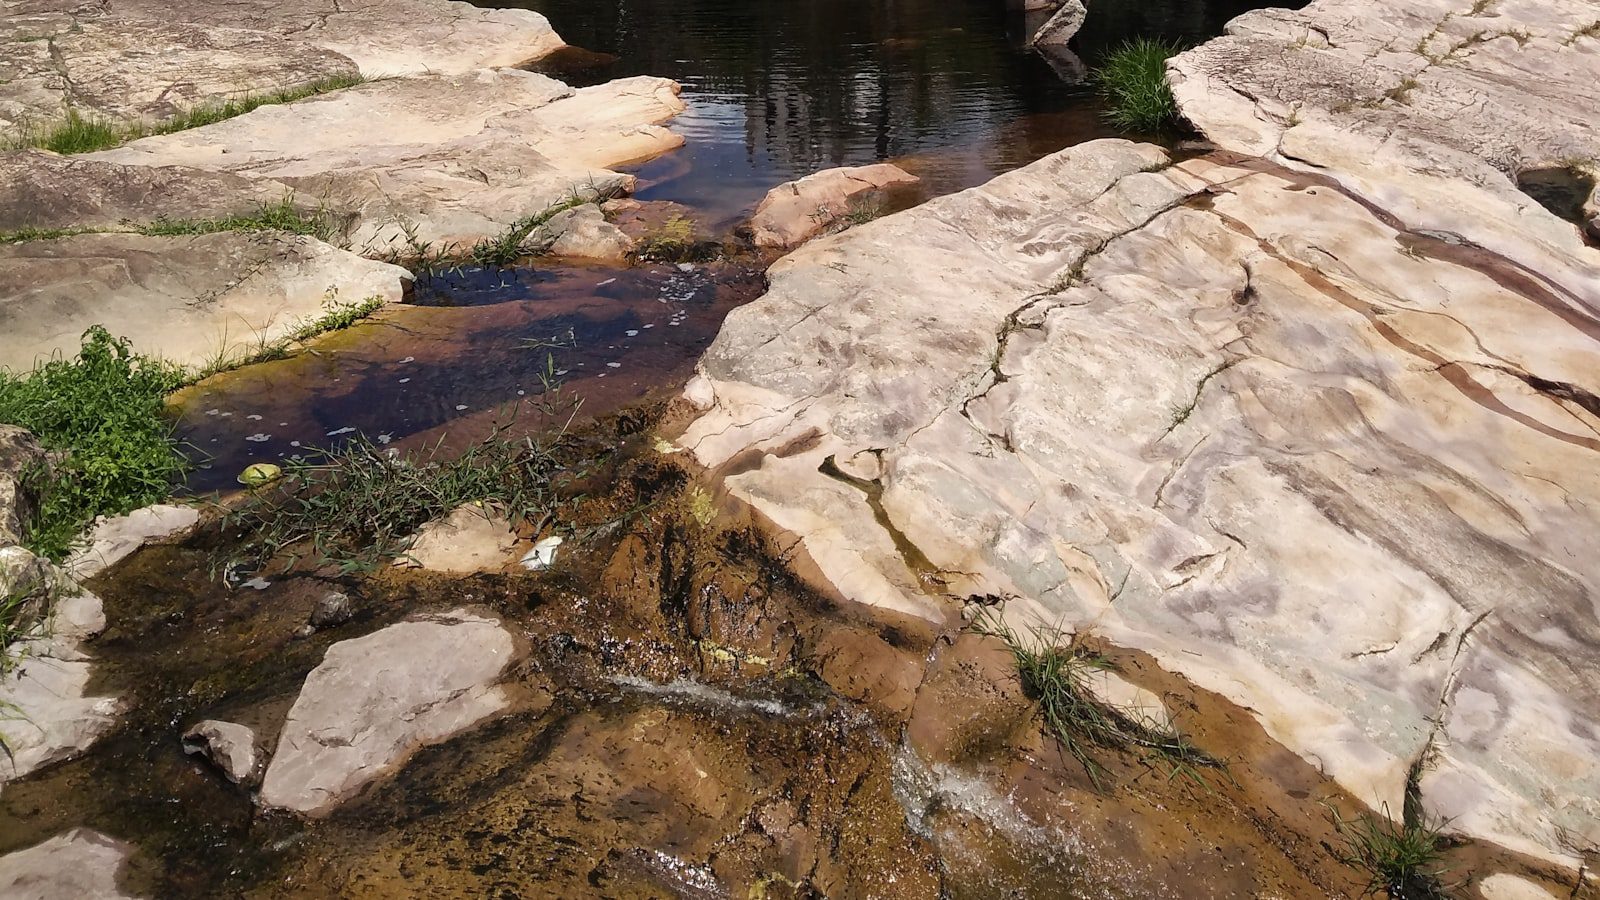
[259,608,522,815]
[308,590,353,629]
[749,163,920,249]
[679,122,1600,876]
[0,150,296,235]
[907,633,1036,768]
[182,719,260,784]
[0,550,119,786]
[0,828,137,899]
[0,232,408,371]
[91,71,684,254]
[68,503,200,580]
[1029,0,1087,48]
[538,204,635,261]
[0,425,47,547]
[399,503,518,574]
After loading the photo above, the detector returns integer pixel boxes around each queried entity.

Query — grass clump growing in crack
[4,74,367,155]
[1331,803,1454,899]
[143,194,342,244]
[969,603,1221,790]
[0,327,187,560]
[1096,38,1184,133]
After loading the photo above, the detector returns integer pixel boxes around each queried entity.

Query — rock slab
[0,828,136,899]
[259,609,521,815]
[750,163,920,249]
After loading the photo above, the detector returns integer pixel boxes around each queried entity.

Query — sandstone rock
[750,164,920,249]
[0,425,48,547]
[0,550,118,786]
[0,828,137,899]
[0,150,296,235]
[1029,0,1087,48]
[67,504,200,580]
[399,504,518,574]
[182,719,259,784]
[90,71,684,254]
[0,232,408,372]
[259,609,522,815]
[678,132,1600,875]
[538,204,635,261]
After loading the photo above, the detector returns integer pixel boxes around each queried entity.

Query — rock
[538,204,634,261]
[90,71,685,254]
[677,127,1600,876]
[182,719,259,784]
[400,503,518,574]
[1029,0,1087,48]
[0,425,48,547]
[1084,669,1173,735]
[259,608,522,815]
[1478,874,1560,900]
[0,232,408,372]
[749,163,920,249]
[308,590,353,628]
[0,550,119,786]
[0,150,297,235]
[0,828,137,899]
[67,504,200,580]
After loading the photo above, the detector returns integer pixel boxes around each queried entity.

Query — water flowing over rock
[750,163,920,249]
[0,232,409,372]
[680,118,1600,880]
[0,828,137,899]
[259,609,523,816]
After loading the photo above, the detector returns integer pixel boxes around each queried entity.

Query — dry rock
[0,828,137,899]
[182,719,259,784]
[750,163,920,249]
[400,504,519,574]
[1030,0,1087,48]
[539,204,635,261]
[68,504,200,580]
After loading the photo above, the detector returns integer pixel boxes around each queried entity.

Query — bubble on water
[607,362,621,369]
[246,414,262,421]
[455,404,468,411]
[245,433,271,443]
[626,330,639,336]
[399,377,411,384]
[326,427,355,436]
[399,356,415,364]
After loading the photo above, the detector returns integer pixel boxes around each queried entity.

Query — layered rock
[259,609,523,815]
[68,503,201,580]
[0,828,137,899]
[678,123,1600,882]
[749,164,920,249]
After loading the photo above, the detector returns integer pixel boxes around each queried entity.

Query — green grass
[970,604,1220,790]
[0,225,98,245]
[1097,38,1184,133]
[222,429,574,576]
[0,327,187,560]
[4,74,366,155]
[1331,803,1454,899]
[1,194,342,246]
[192,292,386,382]
[633,215,703,263]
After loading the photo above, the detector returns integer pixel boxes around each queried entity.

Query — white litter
[520,536,564,570]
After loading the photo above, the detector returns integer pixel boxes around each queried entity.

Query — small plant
[1331,803,1454,899]
[1097,38,1184,133]
[191,292,385,381]
[633,215,700,262]
[142,194,343,245]
[843,197,885,227]
[0,327,188,560]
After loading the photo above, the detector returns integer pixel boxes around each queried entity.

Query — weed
[0,327,187,560]
[3,74,366,155]
[470,188,618,267]
[633,215,701,262]
[1097,39,1184,133]
[1331,803,1454,898]
[969,603,1219,789]
[843,197,885,227]
[142,194,342,245]
[0,225,97,245]
[221,426,578,575]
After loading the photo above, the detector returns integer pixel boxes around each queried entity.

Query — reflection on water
[491,0,1298,226]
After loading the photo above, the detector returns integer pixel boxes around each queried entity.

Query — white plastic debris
[520,536,564,571]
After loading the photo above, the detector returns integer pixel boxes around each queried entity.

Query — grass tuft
[142,194,343,244]
[3,74,366,155]
[1331,803,1454,899]
[633,215,704,263]
[192,291,386,382]
[0,327,187,560]
[1097,38,1184,133]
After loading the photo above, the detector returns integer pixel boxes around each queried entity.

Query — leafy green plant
[1331,803,1454,898]
[0,327,188,560]
[1097,38,1184,133]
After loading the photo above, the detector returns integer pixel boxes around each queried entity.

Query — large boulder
[749,164,920,249]
[259,609,523,815]
[0,828,137,899]
[676,127,1600,880]
[0,231,409,372]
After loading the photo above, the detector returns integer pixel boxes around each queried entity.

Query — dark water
[501,0,1282,227]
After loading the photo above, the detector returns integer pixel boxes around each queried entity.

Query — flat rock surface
[750,163,920,248]
[0,231,408,371]
[259,608,522,815]
[0,828,136,899]
[678,129,1600,877]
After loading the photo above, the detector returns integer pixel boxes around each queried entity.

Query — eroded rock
[0,425,47,547]
[749,163,920,249]
[259,608,522,815]
[182,719,260,784]
[0,828,137,899]
[0,231,409,371]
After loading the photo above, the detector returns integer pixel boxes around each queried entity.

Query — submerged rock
[68,503,200,580]
[0,828,137,899]
[399,503,519,574]
[259,609,522,815]
[749,163,920,249]
[0,231,408,372]
[182,719,260,785]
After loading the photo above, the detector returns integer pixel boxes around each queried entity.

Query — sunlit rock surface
[0,828,137,899]
[750,163,920,249]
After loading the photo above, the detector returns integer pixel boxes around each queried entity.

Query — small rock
[182,720,260,785]
[1478,873,1560,900]
[539,204,635,262]
[1030,0,1087,48]
[308,590,354,628]
[399,503,520,574]
[750,164,920,248]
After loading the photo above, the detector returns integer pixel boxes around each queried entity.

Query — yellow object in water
[238,462,283,487]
